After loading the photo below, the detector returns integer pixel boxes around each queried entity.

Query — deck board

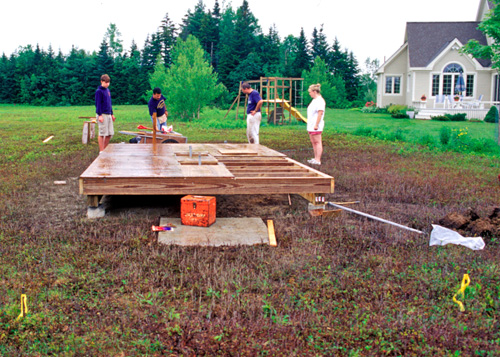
[79,143,334,196]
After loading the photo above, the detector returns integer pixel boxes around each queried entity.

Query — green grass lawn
[1,104,499,355]
[1,104,497,154]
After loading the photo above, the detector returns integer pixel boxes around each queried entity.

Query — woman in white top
[306,83,325,165]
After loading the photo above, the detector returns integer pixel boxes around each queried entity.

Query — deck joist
[79,143,334,197]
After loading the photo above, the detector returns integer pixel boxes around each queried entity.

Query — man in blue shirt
[148,87,168,131]
[95,74,115,153]
[241,82,264,144]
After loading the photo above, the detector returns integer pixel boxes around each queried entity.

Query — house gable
[376,43,408,74]
[406,22,490,68]
[426,38,485,71]
[476,0,493,21]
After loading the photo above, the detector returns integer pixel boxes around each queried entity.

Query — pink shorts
[308,131,322,135]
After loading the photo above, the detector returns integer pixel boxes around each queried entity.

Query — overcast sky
[0,0,480,69]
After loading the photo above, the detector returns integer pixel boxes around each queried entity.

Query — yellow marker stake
[453,274,470,312]
[16,289,28,321]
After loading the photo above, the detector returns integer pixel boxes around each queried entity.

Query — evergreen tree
[209,0,222,70]
[0,54,17,103]
[310,25,329,61]
[293,28,311,77]
[329,37,348,76]
[95,40,114,77]
[122,41,148,104]
[200,9,219,67]
[217,7,237,90]
[158,13,177,68]
[343,51,361,102]
[260,25,282,76]
[227,52,264,88]
[179,0,206,41]
[232,0,261,62]
[141,33,162,73]
[61,46,96,105]
[281,35,299,78]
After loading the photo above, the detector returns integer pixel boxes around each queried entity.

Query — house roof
[406,22,491,68]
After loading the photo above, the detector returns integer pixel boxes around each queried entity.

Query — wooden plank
[80,176,333,195]
[217,148,259,155]
[267,220,277,247]
[79,143,334,196]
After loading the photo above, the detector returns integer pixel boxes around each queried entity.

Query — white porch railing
[412,101,500,120]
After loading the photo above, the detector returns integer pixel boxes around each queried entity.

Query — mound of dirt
[439,207,500,239]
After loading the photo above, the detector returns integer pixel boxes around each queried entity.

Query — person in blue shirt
[148,87,168,131]
[241,82,264,144]
[95,74,115,153]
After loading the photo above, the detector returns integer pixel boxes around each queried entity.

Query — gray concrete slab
[157,217,269,246]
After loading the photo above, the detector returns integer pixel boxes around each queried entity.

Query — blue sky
[0,0,479,69]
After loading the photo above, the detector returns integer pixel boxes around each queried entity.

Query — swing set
[225,77,307,124]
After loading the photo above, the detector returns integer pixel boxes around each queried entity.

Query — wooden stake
[267,220,277,246]
[152,112,157,154]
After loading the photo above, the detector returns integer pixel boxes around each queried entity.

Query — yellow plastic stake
[453,274,470,312]
[16,289,28,321]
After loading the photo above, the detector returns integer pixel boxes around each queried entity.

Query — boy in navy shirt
[148,87,168,131]
[95,74,115,152]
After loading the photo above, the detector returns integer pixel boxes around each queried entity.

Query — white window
[432,63,474,98]
[385,75,401,94]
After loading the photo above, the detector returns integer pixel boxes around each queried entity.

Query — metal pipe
[326,202,424,235]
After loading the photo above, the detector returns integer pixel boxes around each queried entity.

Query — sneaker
[307,158,315,164]
[309,159,321,165]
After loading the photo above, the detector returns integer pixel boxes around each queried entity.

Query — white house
[376,0,499,117]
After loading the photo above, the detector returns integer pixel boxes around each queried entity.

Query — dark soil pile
[439,207,500,239]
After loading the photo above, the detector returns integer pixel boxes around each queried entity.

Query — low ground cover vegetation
[0,105,499,355]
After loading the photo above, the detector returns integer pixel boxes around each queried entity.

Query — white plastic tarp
[429,224,485,251]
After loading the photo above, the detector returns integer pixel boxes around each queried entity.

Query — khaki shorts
[97,114,114,137]
[158,114,167,124]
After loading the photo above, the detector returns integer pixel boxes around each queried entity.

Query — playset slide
[273,98,307,123]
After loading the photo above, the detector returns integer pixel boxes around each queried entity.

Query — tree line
[0,0,378,109]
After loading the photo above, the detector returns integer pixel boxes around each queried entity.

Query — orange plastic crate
[180,195,216,227]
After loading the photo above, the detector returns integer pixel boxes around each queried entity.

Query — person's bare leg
[309,133,317,159]
[98,136,105,152]
[314,134,323,163]
[103,136,111,150]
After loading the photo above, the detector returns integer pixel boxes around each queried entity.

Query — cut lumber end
[267,220,277,247]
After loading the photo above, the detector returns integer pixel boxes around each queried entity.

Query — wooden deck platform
[79,143,334,206]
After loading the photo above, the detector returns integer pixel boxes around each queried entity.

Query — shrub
[432,115,450,121]
[484,105,499,123]
[447,113,467,121]
[439,126,452,145]
[388,104,409,119]
[387,104,406,115]
[418,134,436,147]
[392,113,409,119]
[431,113,467,122]
[361,105,379,113]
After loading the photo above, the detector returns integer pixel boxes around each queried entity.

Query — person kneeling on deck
[241,82,264,144]
[148,87,168,131]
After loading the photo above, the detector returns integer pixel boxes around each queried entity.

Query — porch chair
[434,94,446,108]
[470,94,484,109]
[446,95,455,108]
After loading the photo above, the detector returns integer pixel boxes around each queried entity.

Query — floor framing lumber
[79,143,334,198]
